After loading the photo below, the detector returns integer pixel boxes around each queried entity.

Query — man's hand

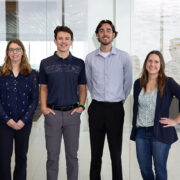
[71,107,83,115]
[41,107,55,115]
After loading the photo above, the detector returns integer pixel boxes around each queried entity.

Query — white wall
[87,0,114,52]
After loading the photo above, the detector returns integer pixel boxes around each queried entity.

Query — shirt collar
[96,46,117,56]
[53,51,73,61]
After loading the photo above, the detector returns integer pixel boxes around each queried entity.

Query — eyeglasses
[8,48,22,53]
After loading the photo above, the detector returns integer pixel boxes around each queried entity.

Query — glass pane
[0,0,62,69]
[64,0,88,59]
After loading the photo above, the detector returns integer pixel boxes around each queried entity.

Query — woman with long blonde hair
[0,39,39,180]
[130,50,180,180]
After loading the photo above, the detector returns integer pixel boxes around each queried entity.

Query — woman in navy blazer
[130,50,180,180]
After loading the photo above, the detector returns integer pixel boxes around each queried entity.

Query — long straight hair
[140,50,167,97]
[0,39,32,76]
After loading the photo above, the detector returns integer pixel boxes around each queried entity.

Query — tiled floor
[11,114,180,180]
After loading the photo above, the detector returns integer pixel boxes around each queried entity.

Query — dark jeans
[135,127,171,180]
[0,121,32,180]
[88,100,124,180]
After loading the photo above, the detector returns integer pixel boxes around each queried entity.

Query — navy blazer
[130,77,180,144]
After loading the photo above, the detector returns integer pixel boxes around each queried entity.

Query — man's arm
[85,56,93,94]
[124,54,132,99]
[78,84,87,105]
[71,84,87,114]
[40,84,55,115]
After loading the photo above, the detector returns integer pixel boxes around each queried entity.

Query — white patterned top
[136,88,157,127]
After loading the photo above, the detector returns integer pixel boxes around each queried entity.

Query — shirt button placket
[104,57,109,101]
[13,79,18,118]
[103,58,106,101]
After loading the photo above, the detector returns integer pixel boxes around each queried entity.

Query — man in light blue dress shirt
[85,20,132,180]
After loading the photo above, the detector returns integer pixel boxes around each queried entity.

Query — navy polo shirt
[39,52,86,106]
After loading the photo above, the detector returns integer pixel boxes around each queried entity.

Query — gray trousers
[44,110,81,180]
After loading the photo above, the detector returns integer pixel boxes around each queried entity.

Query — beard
[98,36,113,45]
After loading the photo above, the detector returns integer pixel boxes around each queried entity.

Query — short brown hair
[95,20,118,38]
[54,26,73,40]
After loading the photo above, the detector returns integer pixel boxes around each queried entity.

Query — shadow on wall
[169,97,180,131]
[33,88,42,121]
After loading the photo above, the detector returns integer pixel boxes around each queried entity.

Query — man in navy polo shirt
[39,26,87,180]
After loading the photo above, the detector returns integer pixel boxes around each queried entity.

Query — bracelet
[78,104,85,110]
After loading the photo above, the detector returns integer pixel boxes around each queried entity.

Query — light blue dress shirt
[85,47,132,102]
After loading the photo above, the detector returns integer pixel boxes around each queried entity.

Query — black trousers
[0,122,32,180]
[88,100,124,180]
